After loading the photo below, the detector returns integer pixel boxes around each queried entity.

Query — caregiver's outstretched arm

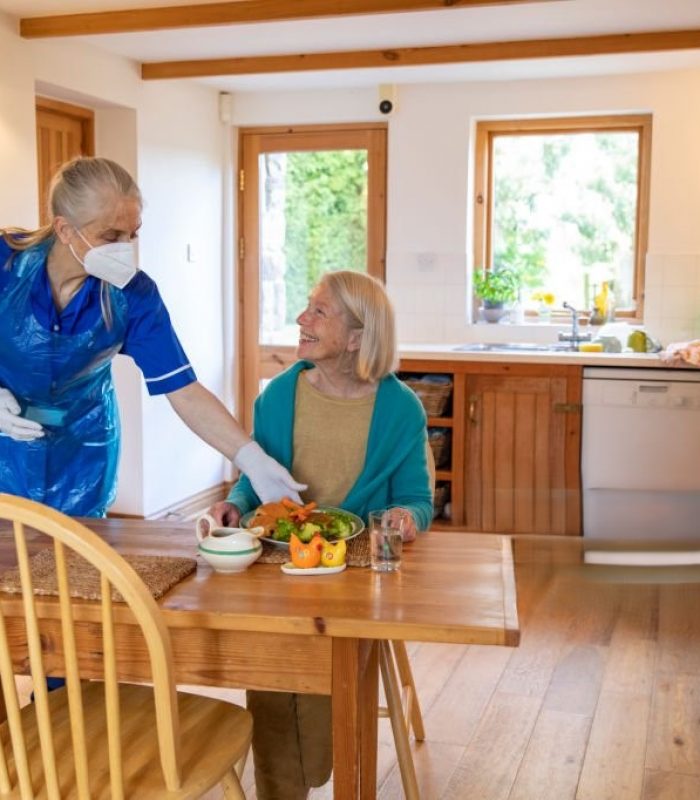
[167,381,305,503]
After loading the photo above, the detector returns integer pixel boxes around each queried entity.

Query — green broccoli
[298,521,322,543]
[273,518,296,542]
[327,514,353,539]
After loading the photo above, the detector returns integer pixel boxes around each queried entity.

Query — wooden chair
[376,442,433,799]
[0,493,252,799]
[379,641,425,800]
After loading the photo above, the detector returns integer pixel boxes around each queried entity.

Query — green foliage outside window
[491,131,639,310]
[283,150,368,323]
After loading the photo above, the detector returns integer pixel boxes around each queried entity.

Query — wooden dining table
[0,519,519,800]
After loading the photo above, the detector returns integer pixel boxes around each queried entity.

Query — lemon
[627,330,647,353]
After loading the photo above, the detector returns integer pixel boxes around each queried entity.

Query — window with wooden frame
[473,115,652,320]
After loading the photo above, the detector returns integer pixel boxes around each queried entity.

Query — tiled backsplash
[643,253,700,345]
[389,250,468,344]
[390,251,700,347]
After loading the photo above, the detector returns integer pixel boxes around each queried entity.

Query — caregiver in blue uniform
[0,156,304,517]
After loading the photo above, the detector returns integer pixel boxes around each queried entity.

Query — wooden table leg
[331,638,379,800]
[359,641,379,800]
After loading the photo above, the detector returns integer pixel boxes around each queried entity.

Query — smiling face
[295,280,360,366]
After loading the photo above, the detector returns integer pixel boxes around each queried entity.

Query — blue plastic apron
[0,242,128,516]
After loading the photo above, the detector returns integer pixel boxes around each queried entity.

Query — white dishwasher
[582,367,700,540]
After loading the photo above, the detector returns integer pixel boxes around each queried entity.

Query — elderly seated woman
[208,269,432,800]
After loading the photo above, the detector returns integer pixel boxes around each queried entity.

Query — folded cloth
[661,340,700,366]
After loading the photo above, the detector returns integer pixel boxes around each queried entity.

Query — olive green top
[292,371,376,507]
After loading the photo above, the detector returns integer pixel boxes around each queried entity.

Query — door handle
[553,402,582,414]
[638,384,668,392]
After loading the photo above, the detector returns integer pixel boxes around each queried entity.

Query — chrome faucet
[558,302,592,349]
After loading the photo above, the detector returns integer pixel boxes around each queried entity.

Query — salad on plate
[241,498,363,546]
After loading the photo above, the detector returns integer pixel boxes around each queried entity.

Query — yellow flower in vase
[532,291,556,321]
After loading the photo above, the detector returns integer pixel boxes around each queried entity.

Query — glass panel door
[259,148,369,346]
[239,126,387,428]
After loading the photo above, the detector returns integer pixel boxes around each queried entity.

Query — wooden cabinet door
[465,367,582,535]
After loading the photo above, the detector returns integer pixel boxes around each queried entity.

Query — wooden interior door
[465,366,582,535]
[238,124,387,430]
[36,97,94,225]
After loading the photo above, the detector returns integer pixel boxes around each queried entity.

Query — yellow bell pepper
[320,538,347,567]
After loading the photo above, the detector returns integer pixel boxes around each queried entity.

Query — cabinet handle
[469,395,478,424]
[553,402,582,414]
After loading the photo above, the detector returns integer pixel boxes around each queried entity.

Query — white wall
[0,13,230,517]
[232,71,700,347]
[0,14,40,226]
[136,81,227,513]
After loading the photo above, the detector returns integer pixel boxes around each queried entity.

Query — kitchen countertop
[397,343,691,369]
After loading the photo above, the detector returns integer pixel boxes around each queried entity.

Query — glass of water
[368,510,403,573]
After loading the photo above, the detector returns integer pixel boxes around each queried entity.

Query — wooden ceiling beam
[140,28,700,80]
[20,0,562,38]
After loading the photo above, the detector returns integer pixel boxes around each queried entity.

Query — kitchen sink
[453,342,574,353]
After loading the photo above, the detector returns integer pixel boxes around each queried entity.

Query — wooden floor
[18,534,700,799]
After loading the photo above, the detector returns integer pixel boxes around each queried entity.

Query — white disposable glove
[0,388,45,442]
[234,441,306,504]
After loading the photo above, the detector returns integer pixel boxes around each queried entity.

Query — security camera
[378,84,397,116]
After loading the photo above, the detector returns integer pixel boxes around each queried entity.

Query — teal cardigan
[228,361,433,531]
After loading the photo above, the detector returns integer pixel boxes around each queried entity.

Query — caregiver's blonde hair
[2,156,142,251]
[321,270,397,382]
[1,157,142,329]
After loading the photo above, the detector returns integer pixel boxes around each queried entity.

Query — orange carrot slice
[281,497,301,511]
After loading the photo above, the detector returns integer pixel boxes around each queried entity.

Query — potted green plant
[473,267,520,323]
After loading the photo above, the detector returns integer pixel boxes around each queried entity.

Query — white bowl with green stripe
[197,529,263,573]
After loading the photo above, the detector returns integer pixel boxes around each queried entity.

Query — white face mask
[70,228,138,289]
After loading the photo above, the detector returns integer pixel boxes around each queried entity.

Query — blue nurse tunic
[0,237,196,516]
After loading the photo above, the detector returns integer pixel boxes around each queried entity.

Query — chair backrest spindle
[101,572,124,800]
[54,539,90,799]
[14,518,60,799]
[0,592,28,795]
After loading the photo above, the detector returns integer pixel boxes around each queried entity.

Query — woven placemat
[0,548,197,603]
[257,530,371,567]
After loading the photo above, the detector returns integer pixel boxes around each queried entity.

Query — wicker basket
[428,428,451,469]
[433,482,450,519]
[403,376,453,417]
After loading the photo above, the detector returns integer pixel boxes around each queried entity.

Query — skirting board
[108,482,233,521]
[148,482,234,521]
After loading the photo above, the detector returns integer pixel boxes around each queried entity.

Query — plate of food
[240,498,364,548]
[280,562,347,576]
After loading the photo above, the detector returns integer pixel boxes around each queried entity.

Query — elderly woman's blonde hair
[321,270,397,382]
